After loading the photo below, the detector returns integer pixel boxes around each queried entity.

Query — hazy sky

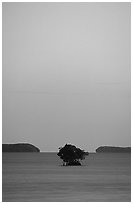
[2,3,130,152]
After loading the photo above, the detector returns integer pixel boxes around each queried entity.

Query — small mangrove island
[96,146,131,153]
[57,144,89,166]
[2,143,40,152]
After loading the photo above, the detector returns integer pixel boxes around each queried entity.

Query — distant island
[96,146,131,153]
[2,143,40,152]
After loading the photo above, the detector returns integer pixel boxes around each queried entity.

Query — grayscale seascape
[2,2,131,202]
[2,152,131,202]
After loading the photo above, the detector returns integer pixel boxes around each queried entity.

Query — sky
[2,3,131,152]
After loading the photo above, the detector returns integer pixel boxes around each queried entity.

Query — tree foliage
[57,144,89,166]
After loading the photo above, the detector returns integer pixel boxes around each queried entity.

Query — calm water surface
[2,152,131,202]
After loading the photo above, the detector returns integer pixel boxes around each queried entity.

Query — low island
[2,143,40,152]
[96,146,131,153]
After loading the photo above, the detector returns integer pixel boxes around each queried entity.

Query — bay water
[2,152,131,202]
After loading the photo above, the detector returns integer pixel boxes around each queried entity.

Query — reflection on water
[2,153,131,201]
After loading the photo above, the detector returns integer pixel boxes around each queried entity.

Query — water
[2,152,131,202]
